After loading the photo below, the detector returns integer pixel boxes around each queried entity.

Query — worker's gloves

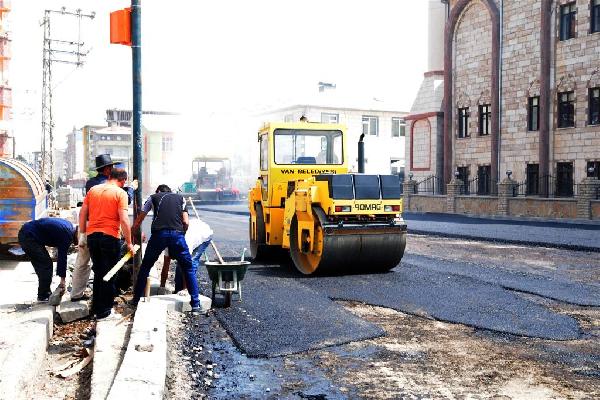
[130,179,139,190]
[78,233,87,248]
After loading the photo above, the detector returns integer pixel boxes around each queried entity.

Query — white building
[260,92,407,177]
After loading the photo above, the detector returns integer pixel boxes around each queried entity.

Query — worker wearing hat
[85,154,136,198]
[70,154,136,301]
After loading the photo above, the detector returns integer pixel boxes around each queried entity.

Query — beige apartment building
[407,0,600,198]
[262,92,407,177]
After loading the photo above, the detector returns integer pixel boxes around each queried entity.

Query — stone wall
[455,196,499,215]
[405,195,446,213]
[592,201,600,219]
[499,0,541,182]
[507,197,578,219]
[553,0,600,182]
[412,119,432,170]
[453,1,493,176]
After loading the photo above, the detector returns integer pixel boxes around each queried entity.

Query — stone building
[406,0,600,197]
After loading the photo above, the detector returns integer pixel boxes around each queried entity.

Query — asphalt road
[193,210,600,357]
[195,204,600,251]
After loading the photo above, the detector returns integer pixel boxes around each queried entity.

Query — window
[321,113,339,124]
[526,163,539,195]
[390,159,403,176]
[558,91,575,128]
[592,0,600,33]
[589,88,600,125]
[273,129,343,165]
[391,117,406,137]
[556,162,574,197]
[260,135,268,171]
[161,137,173,152]
[560,2,577,41]
[587,161,600,179]
[528,96,540,131]
[457,166,470,194]
[458,107,469,138]
[478,104,491,136]
[477,165,492,195]
[362,116,379,136]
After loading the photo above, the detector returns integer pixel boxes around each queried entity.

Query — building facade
[262,101,407,177]
[78,109,179,195]
[406,0,600,197]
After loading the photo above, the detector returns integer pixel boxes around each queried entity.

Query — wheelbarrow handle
[210,240,225,264]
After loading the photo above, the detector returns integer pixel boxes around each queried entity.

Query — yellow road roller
[248,121,407,274]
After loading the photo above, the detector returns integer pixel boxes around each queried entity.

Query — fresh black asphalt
[403,253,600,307]
[201,265,385,358]
[191,210,596,358]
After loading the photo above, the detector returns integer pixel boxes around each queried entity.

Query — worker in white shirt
[161,217,213,292]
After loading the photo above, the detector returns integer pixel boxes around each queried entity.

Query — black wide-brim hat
[95,154,117,171]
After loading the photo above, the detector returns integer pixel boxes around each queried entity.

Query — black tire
[249,203,267,260]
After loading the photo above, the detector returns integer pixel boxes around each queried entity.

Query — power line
[40,7,94,183]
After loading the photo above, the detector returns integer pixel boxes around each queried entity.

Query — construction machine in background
[248,121,407,275]
[182,156,240,201]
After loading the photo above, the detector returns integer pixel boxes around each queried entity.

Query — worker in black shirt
[131,184,200,312]
[18,218,78,302]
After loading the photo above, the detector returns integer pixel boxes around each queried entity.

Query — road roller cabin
[248,121,407,275]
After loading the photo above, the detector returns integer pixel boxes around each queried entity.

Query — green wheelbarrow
[205,260,250,307]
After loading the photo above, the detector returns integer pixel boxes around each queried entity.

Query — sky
[9,0,428,157]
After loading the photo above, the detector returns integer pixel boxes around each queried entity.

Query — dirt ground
[30,294,133,400]
[31,318,94,400]
[164,234,600,399]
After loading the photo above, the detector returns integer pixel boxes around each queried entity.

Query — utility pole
[131,0,143,272]
[40,8,95,184]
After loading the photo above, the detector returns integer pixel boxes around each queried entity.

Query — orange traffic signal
[110,8,131,46]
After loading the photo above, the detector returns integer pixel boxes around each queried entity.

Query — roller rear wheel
[289,210,406,275]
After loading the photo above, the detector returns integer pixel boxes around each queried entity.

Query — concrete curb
[0,305,54,400]
[90,315,131,400]
[107,301,168,400]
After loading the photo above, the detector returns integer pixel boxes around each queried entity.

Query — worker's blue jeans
[134,230,199,308]
[174,239,211,293]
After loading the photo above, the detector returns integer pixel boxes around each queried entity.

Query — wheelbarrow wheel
[224,291,232,308]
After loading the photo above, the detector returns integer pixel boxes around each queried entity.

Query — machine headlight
[334,205,352,213]
[384,205,401,212]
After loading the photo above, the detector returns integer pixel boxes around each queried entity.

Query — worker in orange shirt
[79,168,135,320]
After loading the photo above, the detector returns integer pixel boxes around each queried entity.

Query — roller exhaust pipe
[358,133,365,173]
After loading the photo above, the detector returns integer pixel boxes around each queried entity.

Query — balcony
[0,86,11,108]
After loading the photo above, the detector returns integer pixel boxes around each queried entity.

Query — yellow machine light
[384,205,401,212]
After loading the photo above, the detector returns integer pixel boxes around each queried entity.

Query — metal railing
[460,176,498,196]
[414,175,442,195]
[512,175,576,198]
